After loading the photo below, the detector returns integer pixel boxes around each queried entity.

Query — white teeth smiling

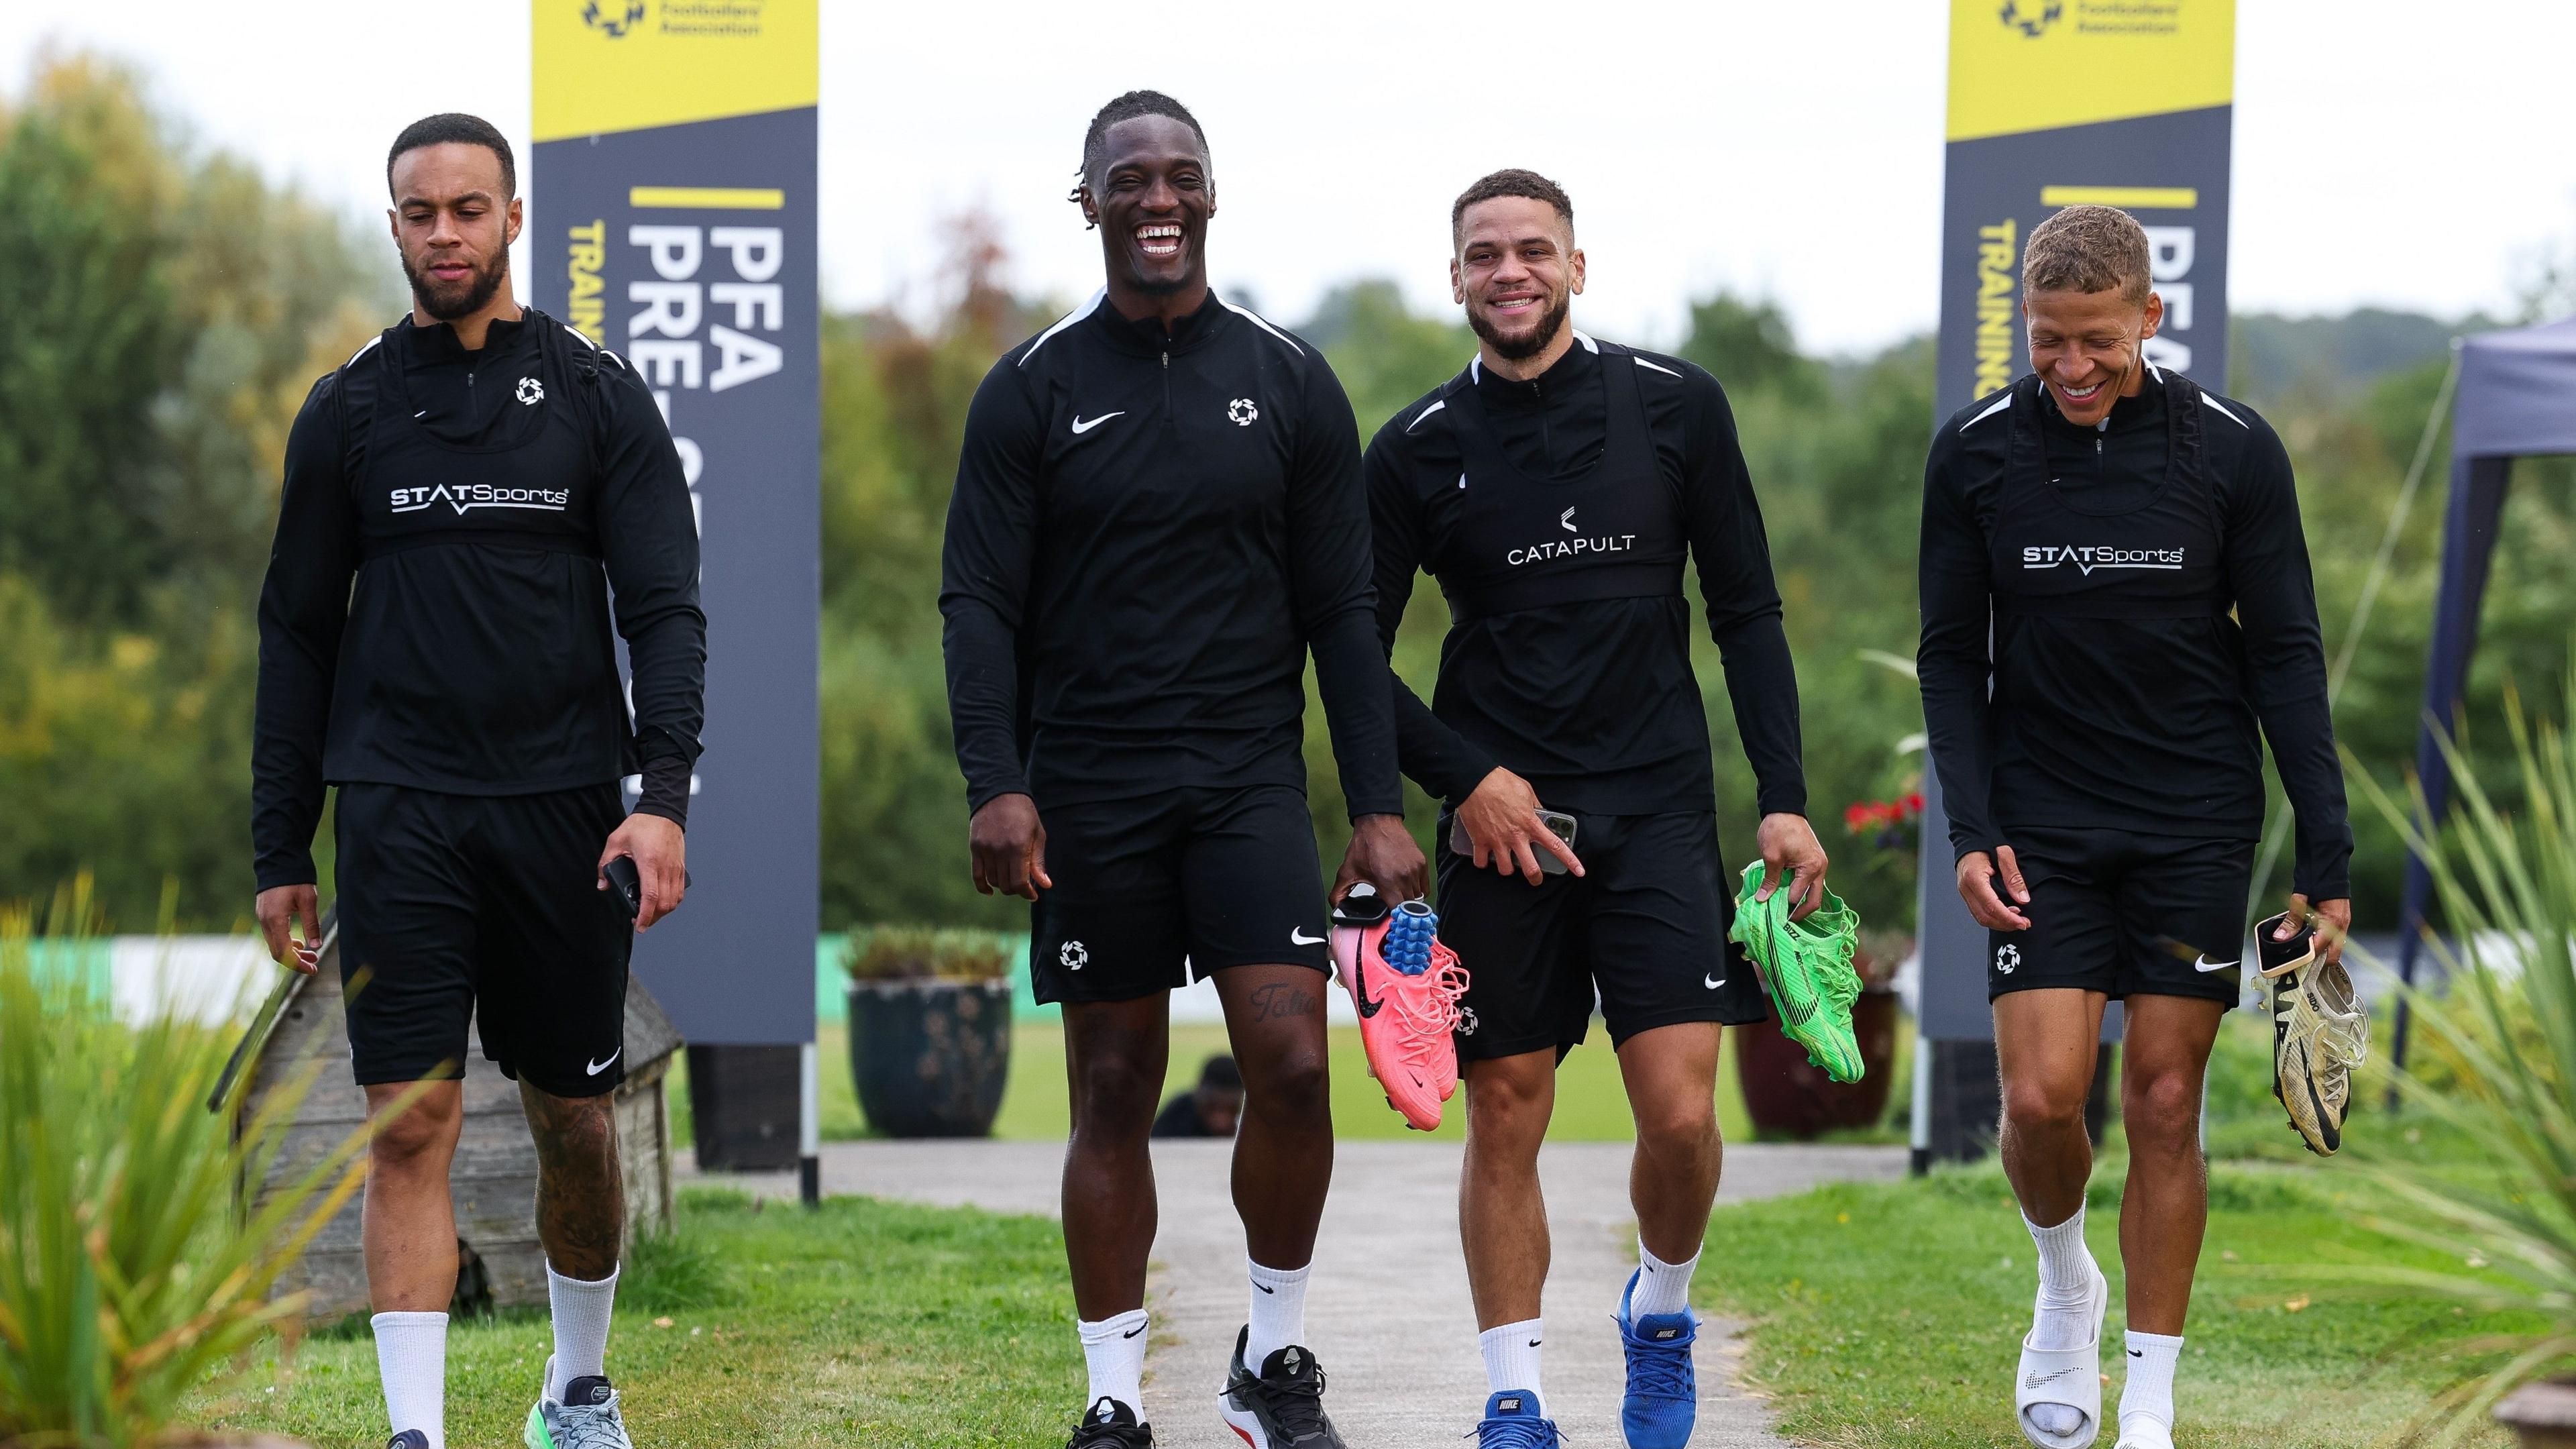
[1136,223,1181,259]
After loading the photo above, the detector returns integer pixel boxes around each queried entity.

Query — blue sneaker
[1475,1389,1560,1448]
[1617,1270,1698,1448]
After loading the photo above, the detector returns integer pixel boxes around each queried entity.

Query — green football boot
[1727,861,1866,1083]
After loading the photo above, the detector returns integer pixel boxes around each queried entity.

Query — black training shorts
[333,782,633,1097]
[1028,784,1330,1004]
[1436,809,1769,1061]
[1984,824,2254,1005]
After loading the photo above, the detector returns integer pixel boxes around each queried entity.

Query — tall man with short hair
[253,113,704,1449]
[1366,168,1827,1449]
[1917,204,2351,1449]
[941,90,1425,1449]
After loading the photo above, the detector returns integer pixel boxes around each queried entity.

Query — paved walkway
[683,1138,1903,1447]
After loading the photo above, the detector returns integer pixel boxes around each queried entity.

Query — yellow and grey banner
[1919,0,2237,1045]
[533,1,820,1045]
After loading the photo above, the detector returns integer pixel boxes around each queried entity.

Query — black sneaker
[388,1434,431,1449]
[1067,1395,1153,1448]
[1218,1326,1343,1448]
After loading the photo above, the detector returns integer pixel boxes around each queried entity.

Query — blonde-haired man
[1917,205,2351,1449]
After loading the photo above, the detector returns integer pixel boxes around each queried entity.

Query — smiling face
[1452,195,1584,364]
[388,142,519,323]
[1081,114,1213,299]
[2024,285,2163,427]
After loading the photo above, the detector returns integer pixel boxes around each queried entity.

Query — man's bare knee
[2122,1067,2204,1152]
[1634,1095,1717,1159]
[523,1085,617,1165]
[1244,1046,1329,1126]
[368,1088,460,1168]
[1071,1049,1163,1134]
[2001,1076,2089,1136]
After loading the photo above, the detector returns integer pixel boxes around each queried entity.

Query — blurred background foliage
[5,53,2571,936]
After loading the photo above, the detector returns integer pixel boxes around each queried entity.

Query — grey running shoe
[1218,1326,1344,1447]
[525,1358,634,1449]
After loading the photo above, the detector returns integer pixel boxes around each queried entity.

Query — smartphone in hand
[1450,809,1579,874]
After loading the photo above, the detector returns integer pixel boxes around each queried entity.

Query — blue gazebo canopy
[2396,315,2576,1000]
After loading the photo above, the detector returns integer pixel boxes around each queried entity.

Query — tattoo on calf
[522,1085,624,1279]
[1249,981,1318,1022]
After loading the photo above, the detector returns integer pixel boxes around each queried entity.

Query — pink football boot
[1331,884,1472,1132]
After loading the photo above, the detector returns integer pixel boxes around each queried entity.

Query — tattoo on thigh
[1250,981,1318,1022]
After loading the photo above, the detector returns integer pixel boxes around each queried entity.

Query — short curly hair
[2022,204,2151,304]
[1450,168,1573,246]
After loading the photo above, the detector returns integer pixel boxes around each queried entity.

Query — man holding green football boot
[1364,168,1831,1448]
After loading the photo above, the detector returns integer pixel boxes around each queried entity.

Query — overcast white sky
[6,1,2570,354]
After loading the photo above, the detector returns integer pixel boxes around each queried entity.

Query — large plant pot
[847,979,1012,1138]
[2499,1379,2576,1446]
[1733,989,1900,1140]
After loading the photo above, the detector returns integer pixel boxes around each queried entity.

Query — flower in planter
[841,924,1013,983]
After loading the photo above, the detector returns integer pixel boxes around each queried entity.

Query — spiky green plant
[2336,672,2576,1442]
[0,881,399,1448]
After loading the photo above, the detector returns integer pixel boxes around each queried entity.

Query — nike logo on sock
[1254,1282,1274,1293]
[1122,1322,1146,1338]
[2129,1348,2143,1357]
[1527,1338,1542,1348]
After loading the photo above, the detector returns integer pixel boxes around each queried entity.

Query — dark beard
[402,247,508,321]
[1469,288,1570,362]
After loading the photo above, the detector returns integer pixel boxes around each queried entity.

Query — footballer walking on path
[252,115,705,1449]
[1917,205,2359,1449]
[1365,169,1829,1449]
[939,91,1426,1449]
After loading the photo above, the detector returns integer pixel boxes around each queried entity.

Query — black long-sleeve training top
[253,312,706,892]
[940,289,1402,820]
[1917,366,2353,900]
[1364,335,1806,818]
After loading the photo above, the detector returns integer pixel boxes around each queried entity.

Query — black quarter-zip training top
[1365,337,1805,819]
[940,289,1402,819]
[252,312,706,892]
[1917,367,2351,900]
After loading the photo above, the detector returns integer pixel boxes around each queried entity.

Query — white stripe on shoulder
[1633,356,1682,379]
[2202,396,2249,429]
[2147,362,2163,383]
[1220,296,1303,354]
[1962,393,2014,429]
[1407,398,1447,432]
[1018,289,1104,367]
[1572,329,1600,354]
[1470,354,1481,383]
[564,323,601,350]
[344,333,384,368]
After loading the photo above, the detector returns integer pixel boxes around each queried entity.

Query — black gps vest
[1986,368,2229,623]
[1431,351,1688,624]
[319,310,639,793]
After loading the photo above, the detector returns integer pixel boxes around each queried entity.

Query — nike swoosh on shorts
[1705,975,1725,989]
[586,1048,623,1075]
[1289,927,1324,945]
[2194,955,2237,972]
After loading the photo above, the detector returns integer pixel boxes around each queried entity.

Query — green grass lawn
[190,1189,1081,1448]
[677,1020,1907,1148]
[1697,1011,2526,1448]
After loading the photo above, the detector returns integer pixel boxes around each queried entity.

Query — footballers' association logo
[1059,941,1088,971]
[1227,397,1259,426]
[583,0,647,37]
[1997,1,2061,37]
[1995,943,2021,974]
[517,376,545,406]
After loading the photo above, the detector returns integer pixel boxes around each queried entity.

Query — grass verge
[189,1189,1080,1448]
[1700,1012,2528,1449]
[676,1021,1907,1148]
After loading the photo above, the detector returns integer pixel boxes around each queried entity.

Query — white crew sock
[1630,1238,1699,1320]
[545,1262,620,1400]
[2024,1208,2098,1351]
[2121,1330,2184,1434]
[1244,1258,1311,1368]
[372,1311,447,1449]
[1077,1309,1150,1418]
[1479,1319,1546,1412]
